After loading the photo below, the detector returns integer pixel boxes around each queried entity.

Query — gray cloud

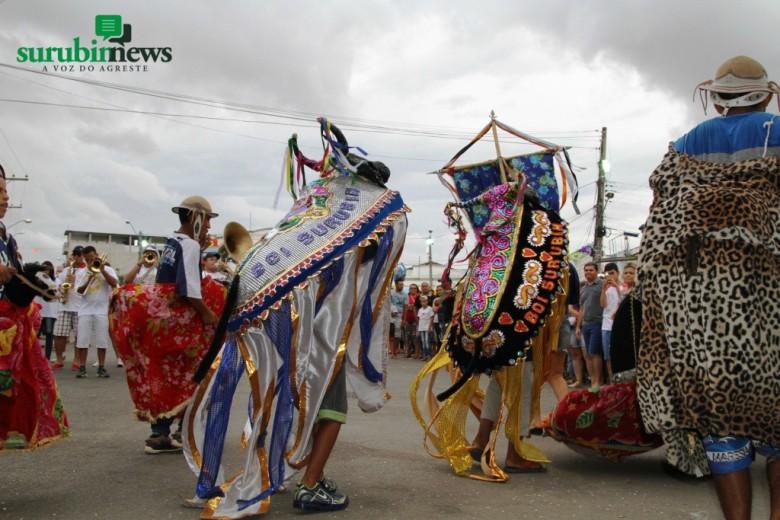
[0,0,777,266]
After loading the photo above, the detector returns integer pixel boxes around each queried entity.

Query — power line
[0,62,603,145]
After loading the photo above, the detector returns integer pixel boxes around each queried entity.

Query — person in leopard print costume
[638,55,780,520]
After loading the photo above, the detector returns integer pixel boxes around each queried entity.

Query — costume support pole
[490,111,507,183]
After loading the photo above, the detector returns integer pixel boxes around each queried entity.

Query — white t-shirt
[57,265,84,313]
[134,265,158,285]
[417,306,435,332]
[204,270,228,283]
[75,265,117,316]
[35,295,60,319]
[601,285,619,331]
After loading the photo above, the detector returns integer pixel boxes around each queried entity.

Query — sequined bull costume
[183,120,408,517]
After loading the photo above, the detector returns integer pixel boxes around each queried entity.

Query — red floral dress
[0,300,69,450]
[109,278,226,422]
[543,381,663,462]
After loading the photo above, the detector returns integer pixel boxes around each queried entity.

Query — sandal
[504,460,547,473]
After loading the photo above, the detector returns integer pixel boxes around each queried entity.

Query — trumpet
[143,251,157,264]
[76,254,108,296]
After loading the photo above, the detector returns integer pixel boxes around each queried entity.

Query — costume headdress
[695,55,780,115]
[172,195,218,237]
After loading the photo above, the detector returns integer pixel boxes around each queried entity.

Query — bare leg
[301,420,341,488]
[588,354,604,387]
[547,351,569,401]
[583,350,595,384]
[768,459,780,520]
[569,346,582,384]
[54,336,67,363]
[472,418,495,451]
[97,348,107,366]
[77,347,88,366]
[713,469,751,520]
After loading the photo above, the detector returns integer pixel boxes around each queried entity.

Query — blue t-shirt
[0,228,20,300]
[156,232,202,299]
[674,112,780,162]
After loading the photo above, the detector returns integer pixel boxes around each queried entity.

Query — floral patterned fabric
[0,300,69,451]
[109,278,226,422]
[542,381,662,462]
[452,152,559,232]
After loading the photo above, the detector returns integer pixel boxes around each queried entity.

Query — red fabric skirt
[543,381,663,462]
[0,300,70,450]
[109,279,226,422]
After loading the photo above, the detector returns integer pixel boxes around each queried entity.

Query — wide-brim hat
[172,196,218,218]
[697,56,775,94]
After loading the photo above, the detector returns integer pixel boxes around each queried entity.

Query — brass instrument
[223,222,253,262]
[60,260,74,304]
[221,222,253,279]
[143,251,157,264]
[76,254,108,296]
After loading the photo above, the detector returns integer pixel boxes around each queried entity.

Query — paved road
[1,350,771,519]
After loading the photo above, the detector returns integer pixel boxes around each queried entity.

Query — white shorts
[76,314,109,349]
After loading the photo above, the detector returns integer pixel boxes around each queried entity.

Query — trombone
[76,254,108,296]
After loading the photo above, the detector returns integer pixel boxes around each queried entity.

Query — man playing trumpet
[124,245,159,285]
[73,246,117,379]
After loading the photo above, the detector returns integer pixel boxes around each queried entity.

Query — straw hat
[172,196,218,218]
[696,56,780,114]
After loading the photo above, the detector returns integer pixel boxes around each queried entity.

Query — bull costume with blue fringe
[182,119,408,518]
[410,116,578,481]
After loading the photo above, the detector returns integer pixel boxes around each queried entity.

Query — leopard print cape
[637,144,780,474]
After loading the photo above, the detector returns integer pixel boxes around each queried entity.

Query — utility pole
[593,127,608,265]
[427,229,433,288]
[6,175,29,209]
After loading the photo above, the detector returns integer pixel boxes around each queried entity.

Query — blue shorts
[702,434,780,474]
[601,330,611,361]
[582,323,603,357]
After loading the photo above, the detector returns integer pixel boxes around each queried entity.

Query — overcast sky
[0,0,777,270]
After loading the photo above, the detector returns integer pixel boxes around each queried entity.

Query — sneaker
[75,366,87,378]
[97,366,110,378]
[170,431,183,449]
[52,361,64,370]
[320,477,337,493]
[91,361,99,367]
[144,435,182,455]
[117,360,124,368]
[70,362,80,371]
[293,480,349,512]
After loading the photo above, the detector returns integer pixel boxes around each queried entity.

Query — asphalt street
[1,349,772,520]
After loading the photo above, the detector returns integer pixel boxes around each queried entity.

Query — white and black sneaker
[170,431,183,449]
[293,479,349,511]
